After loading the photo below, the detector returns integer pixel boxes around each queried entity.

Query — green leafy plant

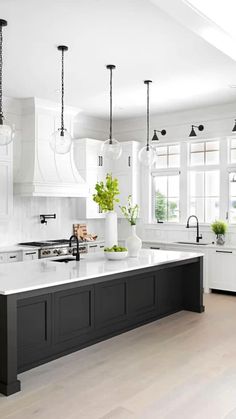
[211,220,228,236]
[120,195,139,225]
[93,173,120,212]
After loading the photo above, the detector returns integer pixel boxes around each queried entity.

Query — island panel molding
[0,253,204,396]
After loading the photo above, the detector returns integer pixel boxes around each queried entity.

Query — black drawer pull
[89,245,98,248]
[100,245,105,248]
[150,247,160,250]
[9,256,17,259]
[25,252,37,256]
[216,250,233,254]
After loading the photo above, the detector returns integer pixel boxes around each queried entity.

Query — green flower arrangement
[93,173,120,212]
[120,195,139,226]
[211,220,227,236]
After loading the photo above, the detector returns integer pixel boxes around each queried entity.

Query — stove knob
[57,249,62,255]
[53,249,58,254]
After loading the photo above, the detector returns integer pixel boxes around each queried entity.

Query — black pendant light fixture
[232,119,236,132]
[152,129,166,142]
[189,124,204,137]
[0,19,15,146]
[138,80,155,167]
[50,45,72,154]
[101,64,122,160]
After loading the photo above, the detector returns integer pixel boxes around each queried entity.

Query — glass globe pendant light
[101,64,122,160]
[0,19,15,146]
[138,80,155,167]
[50,45,72,154]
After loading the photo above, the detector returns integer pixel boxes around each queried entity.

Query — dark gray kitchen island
[0,249,204,396]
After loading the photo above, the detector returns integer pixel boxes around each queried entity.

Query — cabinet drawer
[23,250,39,261]
[0,253,6,263]
[6,252,21,263]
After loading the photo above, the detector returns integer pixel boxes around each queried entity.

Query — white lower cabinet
[87,242,105,253]
[22,250,39,261]
[0,251,22,263]
[208,249,236,292]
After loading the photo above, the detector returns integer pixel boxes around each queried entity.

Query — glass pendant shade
[102,138,122,160]
[50,128,72,154]
[0,117,15,146]
[138,144,155,167]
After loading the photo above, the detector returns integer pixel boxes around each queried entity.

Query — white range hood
[14,98,89,197]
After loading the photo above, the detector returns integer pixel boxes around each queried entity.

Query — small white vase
[126,225,142,258]
[105,211,118,248]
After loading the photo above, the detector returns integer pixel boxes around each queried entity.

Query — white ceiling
[1,0,236,119]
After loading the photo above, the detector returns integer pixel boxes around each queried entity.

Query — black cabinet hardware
[216,250,233,254]
[150,247,160,250]
[25,252,37,256]
[128,156,131,167]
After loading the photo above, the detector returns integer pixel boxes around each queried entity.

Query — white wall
[115,101,236,245]
[0,98,106,246]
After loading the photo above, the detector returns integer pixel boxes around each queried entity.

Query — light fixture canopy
[138,80,155,167]
[152,129,167,142]
[189,124,204,137]
[101,64,122,160]
[232,119,236,132]
[0,19,15,146]
[50,45,72,154]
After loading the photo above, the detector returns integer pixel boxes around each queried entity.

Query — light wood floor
[1,293,236,419]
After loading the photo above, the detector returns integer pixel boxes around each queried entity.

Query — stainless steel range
[18,239,88,259]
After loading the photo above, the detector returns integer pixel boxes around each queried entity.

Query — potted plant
[120,195,141,257]
[93,173,120,248]
[211,220,228,245]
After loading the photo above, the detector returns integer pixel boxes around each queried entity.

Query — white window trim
[146,136,236,226]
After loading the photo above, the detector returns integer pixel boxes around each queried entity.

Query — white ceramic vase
[105,211,118,248]
[126,225,142,257]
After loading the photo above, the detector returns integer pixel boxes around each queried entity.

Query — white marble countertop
[0,249,203,295]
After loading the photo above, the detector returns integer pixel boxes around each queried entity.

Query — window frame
[149,137,233,226]
[151,169,181,223]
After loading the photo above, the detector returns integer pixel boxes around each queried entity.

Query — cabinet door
[208,249,236,291]
[127,273,157,317]
[157,267,183,315]
[0,161,12,219]
[54,286,94,343]
[17,294,52,368]
[95,279,127,328]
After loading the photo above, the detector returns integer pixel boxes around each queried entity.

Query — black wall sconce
[152,129,167,142]
[40,214,56,225]
[189,124,204,137]
[232,119,236,132]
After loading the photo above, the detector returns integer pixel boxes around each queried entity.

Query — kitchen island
[0,249,204,396]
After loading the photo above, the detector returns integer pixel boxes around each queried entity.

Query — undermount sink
[174,241,210,246]
[51,257,77,263]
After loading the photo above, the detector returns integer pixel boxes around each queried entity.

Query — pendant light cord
[0,25,3,122]
[109,66,113,144]
[61,48,64,133]
[146,81,149,151]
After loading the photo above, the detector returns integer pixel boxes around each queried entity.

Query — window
[229,172,236,223]
[154,144,180,169]
[153,174,179,222]
[189,141,219,166]
[189,171,220,223]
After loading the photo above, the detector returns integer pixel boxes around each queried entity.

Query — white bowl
[104,251,128,260]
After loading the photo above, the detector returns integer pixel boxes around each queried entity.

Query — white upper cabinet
[110,141,140,215]
[73,139,140,219]
[0,142,13,220]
